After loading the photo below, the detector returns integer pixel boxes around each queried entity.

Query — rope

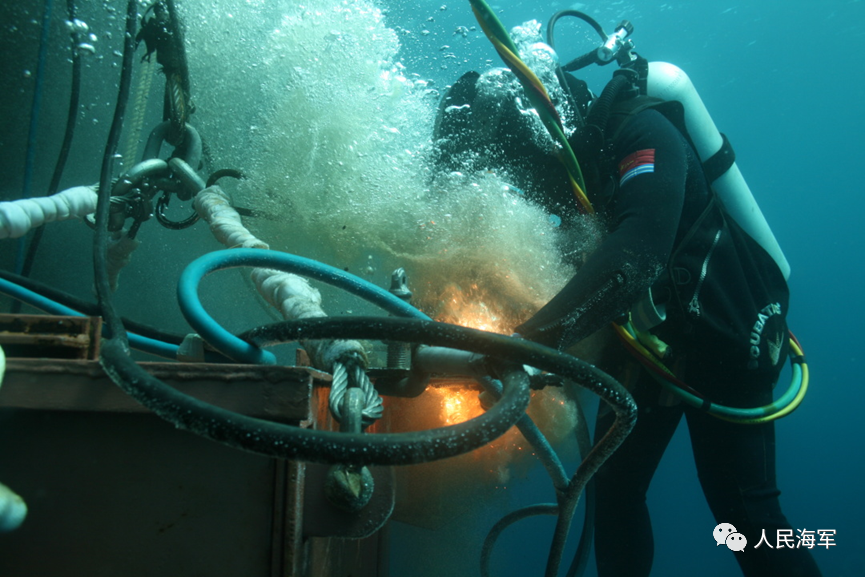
[329,359,384,427]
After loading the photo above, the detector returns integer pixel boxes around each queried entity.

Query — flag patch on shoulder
[618,149,655,186]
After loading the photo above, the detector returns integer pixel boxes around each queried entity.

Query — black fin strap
[702,132,736,184]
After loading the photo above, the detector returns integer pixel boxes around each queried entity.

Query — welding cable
[566,398,595,577]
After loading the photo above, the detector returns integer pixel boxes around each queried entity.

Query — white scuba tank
[645,61,791,280]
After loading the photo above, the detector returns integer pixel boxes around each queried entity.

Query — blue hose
[479,376,569,491]
[0,277,179,360]
[177,249,432,364]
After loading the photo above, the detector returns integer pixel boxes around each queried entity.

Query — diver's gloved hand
[514,311,576,350]
[515,265,640,351]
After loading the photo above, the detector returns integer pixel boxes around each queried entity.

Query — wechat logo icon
[714,523,747,551]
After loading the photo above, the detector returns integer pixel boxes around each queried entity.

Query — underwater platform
[0,314,391,577]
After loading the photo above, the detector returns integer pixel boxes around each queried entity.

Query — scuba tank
[548,11,791,280]
[646,61,790,280]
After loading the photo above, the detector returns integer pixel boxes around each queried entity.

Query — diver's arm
[515,110,687,349]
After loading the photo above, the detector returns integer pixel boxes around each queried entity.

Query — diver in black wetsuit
[434,60,823,577]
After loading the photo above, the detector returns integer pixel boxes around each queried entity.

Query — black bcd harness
[567,64,789,376]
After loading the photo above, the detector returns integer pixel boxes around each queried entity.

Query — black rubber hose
[545,9,607,128]
[93,0,138,349]
[586,73,629,130]
[206,168,244,187]
[546,10,607,48]
[567,397,595,577]
[481,504,559,576]
[544,429,611,577]
[0,268,186,345]
[14,0,56,278]
[99,321,531,466]
[478,384,598,577]
[567,478,595,577]
[561,52,600,73]
[245,317,636,465]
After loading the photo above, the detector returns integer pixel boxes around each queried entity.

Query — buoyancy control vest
[573,67,790,375]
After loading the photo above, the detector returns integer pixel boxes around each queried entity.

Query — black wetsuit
[435,74,822,576]
[521,108,821,577]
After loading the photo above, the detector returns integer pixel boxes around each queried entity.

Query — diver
[432,17,822,577]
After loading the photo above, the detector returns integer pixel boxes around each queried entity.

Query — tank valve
[598,20,634,63]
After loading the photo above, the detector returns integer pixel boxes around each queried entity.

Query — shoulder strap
[607,96,736,185]
[606,97,688,146]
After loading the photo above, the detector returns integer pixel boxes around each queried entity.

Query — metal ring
[110,159,169,199]
[168,157,205,201]
[155,192,199,230]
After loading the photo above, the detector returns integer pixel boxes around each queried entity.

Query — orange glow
[435,283,512,334]
[433,386,484,425]
[407,287,577,485]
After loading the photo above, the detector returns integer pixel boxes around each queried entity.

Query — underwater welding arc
[409,346,570,492]
[412,351,597,576]
[184,249,634,567]
[247,316,636,576]
[102,241,534,463]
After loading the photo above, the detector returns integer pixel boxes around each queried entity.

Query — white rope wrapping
[195,185,369,373]
[250,268,368,372]
[0,185,97,239]
[193,186,269,249]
